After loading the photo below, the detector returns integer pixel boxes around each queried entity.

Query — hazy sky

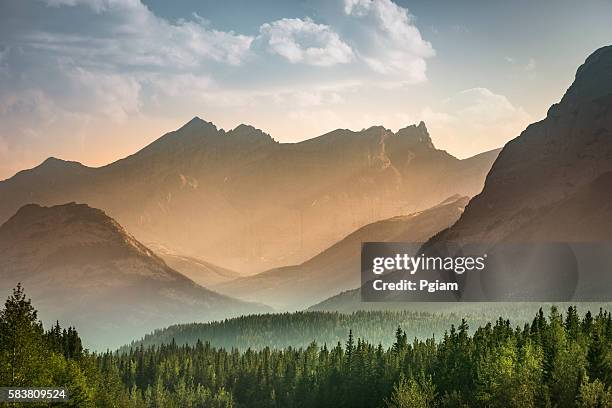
[1,0,611,180]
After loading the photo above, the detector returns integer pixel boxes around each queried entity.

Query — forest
[126,303,611,352]
[2,284,612,407]
[123,310,499,352]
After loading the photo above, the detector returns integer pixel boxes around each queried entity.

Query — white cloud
[419,88,531,157]
[444,88,527,124]
[43,0,140,12]
[259,18,354,66]
[343,0,435,81]
[68,67,141,122]
[36,0,253,67]
[259,0,435,81]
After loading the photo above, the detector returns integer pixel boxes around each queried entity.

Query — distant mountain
[0,203,270,350]
[0,120,499,273]
[146,242,241,286]
[216,196,469,310]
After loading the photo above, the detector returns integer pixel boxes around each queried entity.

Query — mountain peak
[559,45,612,107]
[8,202,112,230]
[1,202,162,265]
[178,116,217,133]
[39,157,82,168]
[42,156,64,164]
[26,157,87,176]
[228,123,276,144]
[234,123,256,131]
[364,125,388,132]
[395,121,434,148]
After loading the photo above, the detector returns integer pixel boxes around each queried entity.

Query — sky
[1,0,611,180]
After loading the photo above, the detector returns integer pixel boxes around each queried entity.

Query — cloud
[259,18,354,66]
[443,88,528,125]
[416,88,531,157]
[0,0,256,174]
[257,0,434,80]
[68,67,142,122]
[35,0,253,67]
[343,0,435,81]
[43,0,139,12]
[503,56,537,79]
[0,0,439,178]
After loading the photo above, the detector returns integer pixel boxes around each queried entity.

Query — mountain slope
[412,45,612,301]
[0,120,499,273]
[216,196,469,310]
[147,242,241,286]
[0,203,270,349]
[434,45,612,244]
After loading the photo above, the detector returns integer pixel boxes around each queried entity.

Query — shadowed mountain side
[0,119,499,274]
[503,171,612,242]
[215,196,469,310]
[146,242,241,286]
[407,45,612,302]
[431,45,612,245]
[0,203,271,350]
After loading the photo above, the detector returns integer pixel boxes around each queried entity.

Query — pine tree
[577,378,612,408]
[385,375,435,408]
[0,283,50,386]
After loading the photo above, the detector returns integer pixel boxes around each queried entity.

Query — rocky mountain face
[0,120,498,274]
[216,196,469,310]
[414,46,612,302]
[0,203,270,349]
[435,45,612,244]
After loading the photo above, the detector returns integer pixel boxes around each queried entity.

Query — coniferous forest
[2,285,612,407]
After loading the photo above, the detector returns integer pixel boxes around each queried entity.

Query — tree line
[123,310,499,353]
[127,303,612,353]
[1,284,612,407]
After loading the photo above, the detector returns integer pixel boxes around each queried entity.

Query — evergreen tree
[386,374,435,408]
[0,283,50,386]
[577,378,612,408]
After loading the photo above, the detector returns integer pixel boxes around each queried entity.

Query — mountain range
[0,120,498,274]
[0,202,269,349]
[312,45,612,310]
